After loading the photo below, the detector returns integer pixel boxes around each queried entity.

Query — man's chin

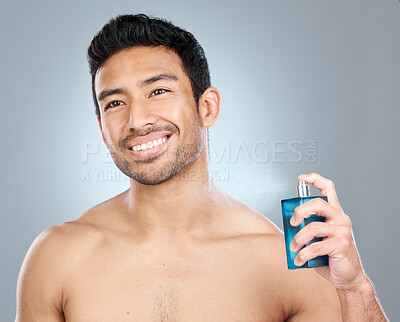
[132,176,173,186]
[122,165,179,186]
[128,170,178,185]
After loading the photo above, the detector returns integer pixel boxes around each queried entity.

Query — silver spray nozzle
[297,180,310,197]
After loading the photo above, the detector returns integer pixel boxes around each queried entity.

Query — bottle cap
[297,180,310,197]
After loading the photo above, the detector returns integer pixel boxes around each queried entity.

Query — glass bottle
[281,180,329,270]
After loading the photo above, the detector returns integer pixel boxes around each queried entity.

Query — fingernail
[290,243,296,251]
[290,217,296,225]
[294,258,300,265]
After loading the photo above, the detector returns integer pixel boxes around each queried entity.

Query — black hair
[87,14,211,118]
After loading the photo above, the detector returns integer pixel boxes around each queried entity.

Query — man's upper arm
[285,268,342,322]
[16,225,65,321]
[267,233,341,321]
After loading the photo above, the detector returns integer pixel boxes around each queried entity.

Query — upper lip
[126,131,172,149]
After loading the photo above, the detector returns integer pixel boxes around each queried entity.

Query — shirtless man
[16,14,388,321]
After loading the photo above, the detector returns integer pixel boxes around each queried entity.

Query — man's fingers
[290,221,333,252]
[297,172,343,212]
[290,197,349,226]
[294,232,354,267]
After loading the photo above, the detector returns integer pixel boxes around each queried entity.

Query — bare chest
[62,240,285,321]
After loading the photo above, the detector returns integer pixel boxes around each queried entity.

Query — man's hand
[289,172,389,321]
[289,172,368,291]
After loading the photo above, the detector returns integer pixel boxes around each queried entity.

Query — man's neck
[121,164,226,244]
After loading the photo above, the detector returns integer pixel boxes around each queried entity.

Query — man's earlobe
[97,117,108,146]
[198,87,221,128]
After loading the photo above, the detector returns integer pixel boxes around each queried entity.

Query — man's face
[95,46,204,185]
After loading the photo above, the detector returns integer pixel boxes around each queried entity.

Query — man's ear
[97,117,108,147]
[198,87,221,127]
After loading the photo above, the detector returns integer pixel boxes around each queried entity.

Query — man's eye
[151,89,168,97]
[105,100,124,110]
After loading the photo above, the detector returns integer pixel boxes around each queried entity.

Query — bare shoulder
[221,196,283,236]
[16,219,103,321]
[226,199,342,321]
[18,218,105,283]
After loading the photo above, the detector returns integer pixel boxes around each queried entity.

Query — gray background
[1,0,399,320]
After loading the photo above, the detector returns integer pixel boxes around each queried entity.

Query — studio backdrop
[0,0,399,320]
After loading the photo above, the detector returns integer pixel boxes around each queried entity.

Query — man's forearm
[337,276,389,322]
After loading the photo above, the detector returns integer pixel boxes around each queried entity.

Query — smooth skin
[16,46,385,321]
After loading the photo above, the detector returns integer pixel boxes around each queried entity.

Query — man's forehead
[95,46,186,91]
[94,46,190,99]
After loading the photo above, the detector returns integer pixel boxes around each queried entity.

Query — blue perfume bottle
[281,181,329,270]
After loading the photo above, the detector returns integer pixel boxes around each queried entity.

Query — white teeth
[131,136,168,152]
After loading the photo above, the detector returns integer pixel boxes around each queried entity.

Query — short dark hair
[87,14,211,118]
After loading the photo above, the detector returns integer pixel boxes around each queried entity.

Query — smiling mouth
[127,134,171,159]
[130,134,170,151]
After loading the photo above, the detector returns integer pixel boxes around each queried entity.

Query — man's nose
[126,100,158,129]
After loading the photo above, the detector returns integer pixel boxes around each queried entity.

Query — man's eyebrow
[97,88,128,102]
[138,73,178,87]
[97,73,178,102]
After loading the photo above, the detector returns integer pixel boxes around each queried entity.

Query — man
[16,14,388,321]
